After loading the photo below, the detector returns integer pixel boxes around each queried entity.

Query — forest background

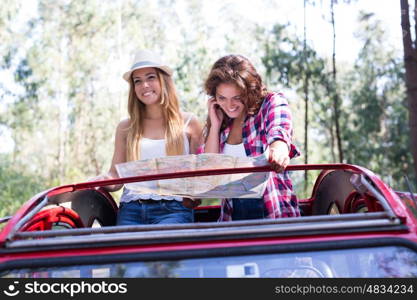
[1,0,416,217]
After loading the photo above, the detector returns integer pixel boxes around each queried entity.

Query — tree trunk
[400,0,417,185]
[331,0,344,163]
[415,0,417,50]
[329,121,336,162]
[303,0,309,189]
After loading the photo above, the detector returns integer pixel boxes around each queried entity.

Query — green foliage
[342,12,415,189]
[0,1,415,216]
[0,155,47,217]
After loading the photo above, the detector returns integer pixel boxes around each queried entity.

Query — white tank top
[140,134,190,159]
[223,142,246,157]
[121,115,192,202]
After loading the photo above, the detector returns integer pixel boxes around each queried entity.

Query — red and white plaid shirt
[202,92,301,221]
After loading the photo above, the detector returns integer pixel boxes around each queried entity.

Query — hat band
[130,61,161,70]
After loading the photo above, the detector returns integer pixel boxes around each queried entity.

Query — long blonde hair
[126,69,184,161]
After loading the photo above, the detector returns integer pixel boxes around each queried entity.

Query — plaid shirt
[215,92,301,221]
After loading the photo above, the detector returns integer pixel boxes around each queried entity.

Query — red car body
[1,163,417,278]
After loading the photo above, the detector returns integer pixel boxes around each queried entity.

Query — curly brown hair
[204,54,268,116]
[203,55,268,138]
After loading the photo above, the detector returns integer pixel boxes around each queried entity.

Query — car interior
[16,168,386,231]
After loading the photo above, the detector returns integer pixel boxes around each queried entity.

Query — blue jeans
[231,198,266,220]
[117,200,193,225]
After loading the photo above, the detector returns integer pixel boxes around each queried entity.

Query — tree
[342,11,414,188]
[0,154,47,217]
[173,0,218,121]
[329,0,344,163]
[400,0,417,185]
[303,0,311,185]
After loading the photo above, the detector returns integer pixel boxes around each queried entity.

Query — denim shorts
[117,200,193,225]
[231,198,266,220]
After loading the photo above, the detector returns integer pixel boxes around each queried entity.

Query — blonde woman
[98,50,202,225]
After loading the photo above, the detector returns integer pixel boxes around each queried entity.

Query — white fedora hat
[123,49,173,81]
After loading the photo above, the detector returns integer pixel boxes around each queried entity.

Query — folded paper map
[115,153,270,199]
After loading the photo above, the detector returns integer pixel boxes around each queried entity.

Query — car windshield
[3,245,417,278]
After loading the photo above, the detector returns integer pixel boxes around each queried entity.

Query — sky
[0,0,411,153]
[297,0,404,62]
[203,0,404,63]
[8,0,408,64]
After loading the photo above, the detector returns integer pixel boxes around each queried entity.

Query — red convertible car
[1,162,417,278]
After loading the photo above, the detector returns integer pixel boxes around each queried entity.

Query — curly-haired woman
[201,54,300,221]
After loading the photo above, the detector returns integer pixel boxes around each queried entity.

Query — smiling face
[215,83,246,119]
[132,67,161,106]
